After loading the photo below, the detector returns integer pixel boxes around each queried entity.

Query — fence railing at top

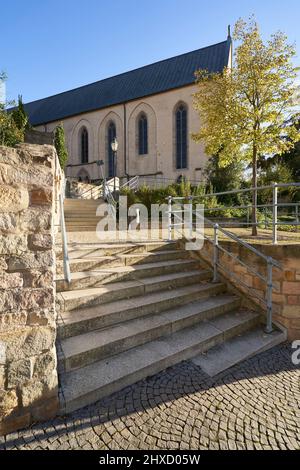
[167,195,284,334]
[170,183,300,244]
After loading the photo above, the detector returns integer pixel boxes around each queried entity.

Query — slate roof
[24,38,231,126]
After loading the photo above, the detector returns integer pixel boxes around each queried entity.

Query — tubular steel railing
[170,182,300,244]
[120,176,140,192]
[167,194,284,334]
[59,190,71,284]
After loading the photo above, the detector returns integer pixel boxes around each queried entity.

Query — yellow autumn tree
[193,17,300,235]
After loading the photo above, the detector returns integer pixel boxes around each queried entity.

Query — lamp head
[111,138,118,152]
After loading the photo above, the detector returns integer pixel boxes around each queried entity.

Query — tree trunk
[252,145,258,236]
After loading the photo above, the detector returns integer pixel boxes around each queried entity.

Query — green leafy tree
[11,95,30,131]
[205,155,245,204]
[193,17,300,235]
[0,72,24,146]
[54,124,68,169]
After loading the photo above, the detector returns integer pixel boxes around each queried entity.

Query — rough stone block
[23,270,53,288]
[0,213,18,232]
[0,311,27,333]
[7,250,54,272]
[30,188,52,206]
[28,233,52,251]
[21,378,57,408]
[7,358,33,387]
[20,207,52,233]
[16,288,54,310]
[0,326,56,363]
[0,390,18,419]
[287,296,299,305]
[0,365,5,388]
[0,185,29,213]
[0,234,27,255]
[0,163,53,187]
[284,270,296,281]
[282,282,300,296]
[272,293,285,304]
[0,272,23,289]
[0,257,7,271]
[33,350,57,380]
[26,310,55,327]
[282,305,300,318]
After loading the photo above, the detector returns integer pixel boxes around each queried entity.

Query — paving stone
[1,343,299,450]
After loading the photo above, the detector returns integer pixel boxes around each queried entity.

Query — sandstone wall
[181,239,300,340]
[0,144,59,435]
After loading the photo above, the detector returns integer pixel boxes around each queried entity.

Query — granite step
[56,249,188,274]
[58,295,243,372]
[57,270,211,311]
[191,326,287,376]
[58,281,226,339]
[56,259,201,292]
[59,309,259,414]
[55,241,176,260]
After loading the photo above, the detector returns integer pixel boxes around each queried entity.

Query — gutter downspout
[123,103,130,181]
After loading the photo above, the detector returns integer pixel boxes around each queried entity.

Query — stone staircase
[64,198,105,232]
[55,238,286,415]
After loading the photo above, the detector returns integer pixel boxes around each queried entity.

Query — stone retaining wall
[181,239,300,340]
[0,144,59,435]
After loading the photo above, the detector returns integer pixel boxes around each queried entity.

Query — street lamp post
[111,137,118,198]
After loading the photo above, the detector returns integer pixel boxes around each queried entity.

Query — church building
[24,33,232,185]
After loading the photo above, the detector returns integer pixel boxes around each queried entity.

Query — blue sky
[1,0,300,103]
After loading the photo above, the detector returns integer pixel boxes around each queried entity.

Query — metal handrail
[167,196,283,334]
[55,157,71,284]
[120,175,140,191]
[170,182,300,200]
[171,182,300,244]
[59,191,71,283]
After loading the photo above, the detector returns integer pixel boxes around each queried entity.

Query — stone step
[56,241,176,259]
[56,259,201,292]
[56,231,171,244]
[57,270,211,312]
[56,250,188,274]
[65,220,104,225]
[58,282,227,339]
[58,295,244,372]
[64,199,103,206]
[59,309,260,414]
[191,326,287,377]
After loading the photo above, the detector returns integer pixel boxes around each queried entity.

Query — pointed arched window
[138,114,148,155]
[107,122,116,177]
[175,104,188,169]
[80,127,89,164]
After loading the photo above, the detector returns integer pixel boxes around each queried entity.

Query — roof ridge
[24,40,228,107]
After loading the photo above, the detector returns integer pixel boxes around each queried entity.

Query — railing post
[188,196,193,239]
[296,204,299,233]
[213,223,219,283]
[59,193,71,284]
[264,207,268,230]
[168,196,172,241]
[272,183,278,245]
[265,257,273,334]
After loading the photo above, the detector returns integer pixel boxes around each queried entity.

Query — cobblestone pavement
[1,343,299,450]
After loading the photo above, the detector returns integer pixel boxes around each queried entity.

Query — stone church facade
[24,36,232,185]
